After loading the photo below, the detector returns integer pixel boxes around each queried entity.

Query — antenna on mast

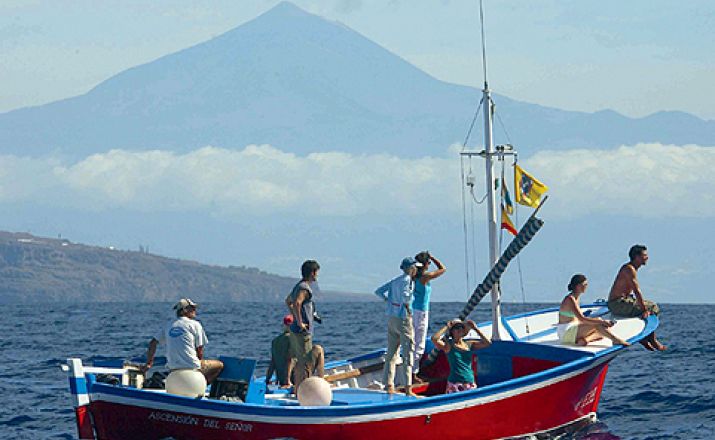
[479,0,489,87]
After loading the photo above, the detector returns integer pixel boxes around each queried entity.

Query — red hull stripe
[89,354,612,424]
[89,363,608,440]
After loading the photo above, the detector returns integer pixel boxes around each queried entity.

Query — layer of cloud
[528,143,715,218]
[1,142,713,219]
[1,145,459,217]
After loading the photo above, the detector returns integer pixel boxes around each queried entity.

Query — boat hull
[88,357,610,440]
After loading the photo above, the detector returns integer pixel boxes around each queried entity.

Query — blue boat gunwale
[85,308,658,419]
[88,350,605,418]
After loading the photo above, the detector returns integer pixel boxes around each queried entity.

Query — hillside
[0,2,712,159]
[0,231,358,303]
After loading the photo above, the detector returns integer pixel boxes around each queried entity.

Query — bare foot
[405,388,417,397]
[639,340,655,351]
[653,340,668,351]
[385,385,395,394]
[614,339,631,347]
[412,374,425,384]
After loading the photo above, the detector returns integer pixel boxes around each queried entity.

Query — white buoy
[297,377,333,406]
[165,369,207,398]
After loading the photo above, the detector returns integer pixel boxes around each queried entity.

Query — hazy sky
[1,0,713,120]
[2,1,713,303]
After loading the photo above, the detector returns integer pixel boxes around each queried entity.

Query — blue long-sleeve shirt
[374,273,414,319]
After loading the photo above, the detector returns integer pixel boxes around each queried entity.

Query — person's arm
[567,296,613,326]
[141,338,159,373]
[467,320,492,350]
[291,290,309,332]
[400,277,412,314]
[431,323,451,352]
[421,255,446,283]
[629,268,650,319]
[374,281,390,301]
[194,323,209,359]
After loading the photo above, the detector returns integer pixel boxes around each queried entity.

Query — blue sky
[1,0,713,120]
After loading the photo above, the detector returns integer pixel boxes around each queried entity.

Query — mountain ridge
[0,230,363,303]
[0,2,712,159]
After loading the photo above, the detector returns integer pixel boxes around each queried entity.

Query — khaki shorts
[608,297,660,317]
[289,332,315,387]
[289,332,314,365]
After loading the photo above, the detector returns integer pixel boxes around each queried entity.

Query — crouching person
[142,298,224,384]
[431,319,491,394]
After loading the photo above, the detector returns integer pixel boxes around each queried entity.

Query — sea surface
[1,302,713,439]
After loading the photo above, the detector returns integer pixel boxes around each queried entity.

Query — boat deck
[264,387,417,407]
[471,304,646,354]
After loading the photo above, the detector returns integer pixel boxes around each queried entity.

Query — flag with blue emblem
[514,164,548,208]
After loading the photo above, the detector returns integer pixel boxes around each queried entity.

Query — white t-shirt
[155,316,208,370]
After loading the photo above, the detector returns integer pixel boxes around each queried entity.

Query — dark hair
[176,305,195,318]
[301,260,320,279]
[449,322,466,339]
[629,244,647,261]
[567,274,587,292]
[414,251,430,279]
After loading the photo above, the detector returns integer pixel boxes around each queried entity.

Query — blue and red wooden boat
[62,2,659,437]
[64,307,657,439]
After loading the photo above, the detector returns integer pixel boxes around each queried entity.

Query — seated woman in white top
[557,274,630,347]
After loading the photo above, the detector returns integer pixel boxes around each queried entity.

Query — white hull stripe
[92,354,613,425]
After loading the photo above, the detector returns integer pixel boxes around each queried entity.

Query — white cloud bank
[528,143,715,218]
[1,142,713,219]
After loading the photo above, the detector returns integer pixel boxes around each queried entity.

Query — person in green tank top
[431,319,491,394]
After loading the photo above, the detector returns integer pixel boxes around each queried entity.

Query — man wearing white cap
[142,298,224,384]
[374,257,422,396]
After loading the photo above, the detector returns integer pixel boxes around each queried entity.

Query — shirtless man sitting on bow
[608,244,666,351]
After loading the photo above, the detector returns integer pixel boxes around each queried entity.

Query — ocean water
[1,301,712,439]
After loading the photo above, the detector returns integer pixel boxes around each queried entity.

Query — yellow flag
[514,164,548,208]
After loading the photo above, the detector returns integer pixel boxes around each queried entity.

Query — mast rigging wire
[460,92,484,295]
[470,186,488,204]
[462,97,484,150]
[469,182,479,282]
[460,155,472,293]
[512,154,530,333]
[494,110,514,146]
